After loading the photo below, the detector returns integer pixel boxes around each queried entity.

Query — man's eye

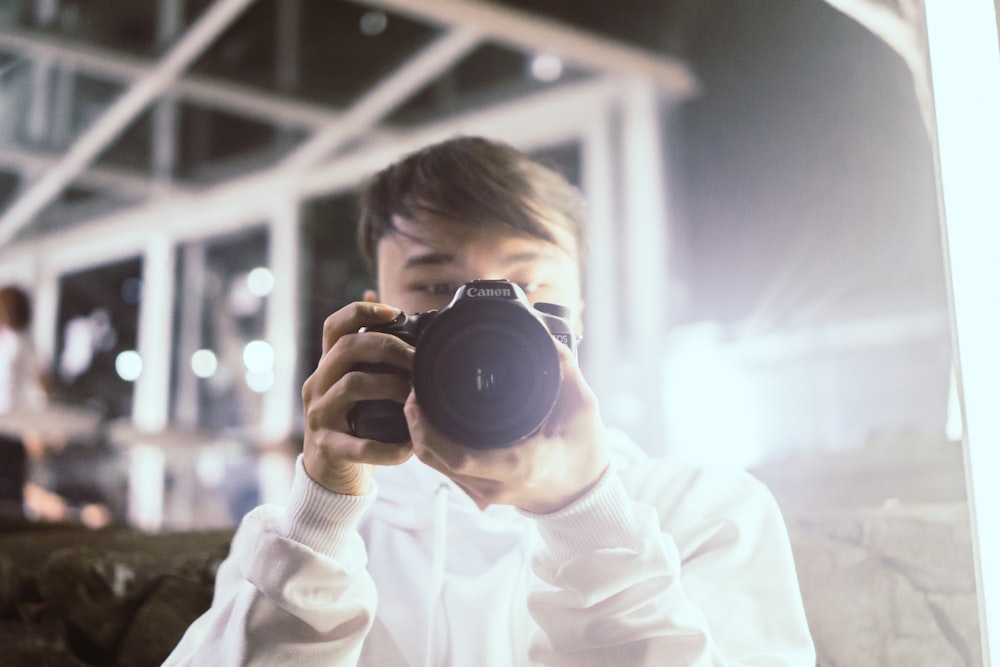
[516,281,541,294]
[428,282,455,295]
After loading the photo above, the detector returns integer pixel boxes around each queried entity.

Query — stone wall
[756,435,982,666]
[790,503,980,666]
[0,519,231,666]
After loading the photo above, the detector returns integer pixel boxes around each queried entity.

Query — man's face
[375,213,584,333]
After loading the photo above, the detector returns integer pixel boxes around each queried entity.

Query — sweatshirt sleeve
[163,456,378,667]
[522,461,815,666]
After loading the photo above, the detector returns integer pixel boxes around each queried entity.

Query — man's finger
[321,301,400,355]
[308,332,413,398]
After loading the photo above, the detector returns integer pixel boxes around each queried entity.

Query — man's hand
[301,301,415,495]
[404,341,610,514]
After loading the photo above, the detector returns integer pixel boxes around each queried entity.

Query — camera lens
[413,300,561,448]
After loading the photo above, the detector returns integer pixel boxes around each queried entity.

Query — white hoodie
[166,432,815,666]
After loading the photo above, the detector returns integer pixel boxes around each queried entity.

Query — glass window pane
[170,227,269,433]
[297,192,370,428]
[53,257,143,420]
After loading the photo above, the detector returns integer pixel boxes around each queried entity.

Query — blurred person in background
[1,284,49,518]
[0,284,109,526]
[0,284,47,417]
[166,137,814,666]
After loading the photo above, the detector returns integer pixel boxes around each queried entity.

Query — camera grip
[347,362,411,442]
[348,399,410,442]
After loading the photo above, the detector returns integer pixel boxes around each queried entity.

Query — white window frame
[924,1,1000,663]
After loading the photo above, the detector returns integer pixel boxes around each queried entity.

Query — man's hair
[358,136,587,274]
[0,285,32,332]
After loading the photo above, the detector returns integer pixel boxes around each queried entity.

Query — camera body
[349,279,577,449]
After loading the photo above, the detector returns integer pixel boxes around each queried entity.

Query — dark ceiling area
[673,1,944,327]
[0,0,947,328]
[1,0,611,221]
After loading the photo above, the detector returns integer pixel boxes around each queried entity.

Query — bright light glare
[245,369,275,393]
[242,340,274,373]
[190,349,218,378]
[925,0,1000,661]
[662,325,764,468]
[196,448,227,488]
[246,267,274,297]
[127,444,164,531]
[115,349,143,382]
[530,53,563,82]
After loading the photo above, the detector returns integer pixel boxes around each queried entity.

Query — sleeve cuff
[279,455,376,557]
[520,467,642,566]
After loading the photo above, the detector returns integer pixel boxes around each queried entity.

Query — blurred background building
[0,0,954,530]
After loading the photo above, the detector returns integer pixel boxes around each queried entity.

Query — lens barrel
[412,298,561,448]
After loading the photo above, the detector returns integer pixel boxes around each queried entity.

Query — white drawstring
[425,483,450,667]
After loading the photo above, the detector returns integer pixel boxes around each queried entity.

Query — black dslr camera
[349,279,577,449]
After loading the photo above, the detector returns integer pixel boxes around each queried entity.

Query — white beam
[32,267,59,370]
[49,60,76,146]
[173,241,207,428]
[133,232,175,432]
[279,27,481,169]
[0,0,257,247]
[0,76,621,272]
[152,0,184,186]
[0,146,177,197]
[0,27,350,129]
[580,107,618,409]
[27,53,53,143]
[365,0,697,96]
[924,2,1000,664]
[297,76,620,199]
[620,78,671,454]
[261,199,300,444]
[0,256,35,288]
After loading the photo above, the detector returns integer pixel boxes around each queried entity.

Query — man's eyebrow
[501,250,557,265]
[402,251,456,269]
[402,248,559,270]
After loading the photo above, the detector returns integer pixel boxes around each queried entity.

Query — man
[166,136,814,666]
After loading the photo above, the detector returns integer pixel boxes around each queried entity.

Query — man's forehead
[388,237,561,270]
[383,214,577,262]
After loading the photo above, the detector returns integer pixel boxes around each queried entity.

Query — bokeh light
[243,339,274,373]
[246,267,274,297]
[530,53,563,82]
[245,369,275,393]
[191,349,219,378]
[115,349,143,381]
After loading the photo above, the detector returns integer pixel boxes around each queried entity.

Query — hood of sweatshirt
[369,455,532,575]
[365,428,649,570]
[370,427,648,526]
